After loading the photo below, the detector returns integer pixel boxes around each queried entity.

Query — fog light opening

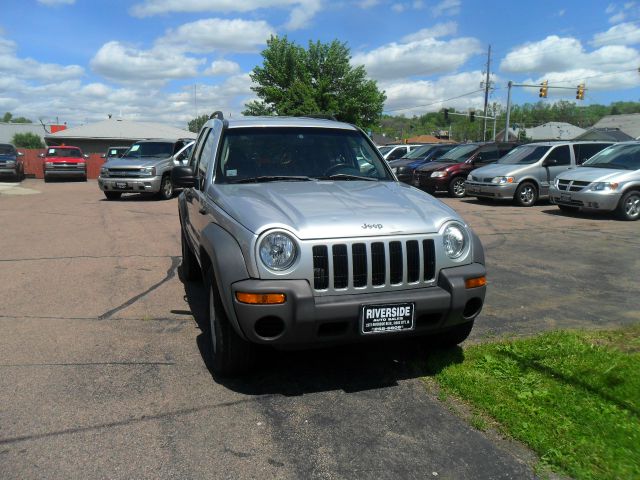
[254,316,285,339]
[463,298,483,319]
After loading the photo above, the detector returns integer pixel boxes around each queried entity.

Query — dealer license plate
[360,303,414,334]
[115,182,128,189]
[560,193,571,201]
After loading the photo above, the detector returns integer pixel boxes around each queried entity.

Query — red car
[412,142,518,197]
[40,146,88,182]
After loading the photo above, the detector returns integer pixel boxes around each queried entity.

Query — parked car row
[0,143,25,181]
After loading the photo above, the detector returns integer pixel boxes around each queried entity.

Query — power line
[385,89,485,113]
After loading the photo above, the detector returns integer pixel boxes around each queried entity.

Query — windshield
[437,144,478,162]
[123,142,173,158]
[378,146,392,155]
[0,144,16,155]
[402,144,436,159]
[582,143,640,170]
[497,145,551,165]
[216,127,392,183]
[46,148,82,157]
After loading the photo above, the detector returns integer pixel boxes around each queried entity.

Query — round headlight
[442,223,468,259]
[259,232,297,271]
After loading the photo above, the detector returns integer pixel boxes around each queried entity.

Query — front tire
[514,182,538,207]
[617,190,640,221]
[206,269,256,376]
[104,191,122,200]
[448,176,466,198]
[157,174,173,200]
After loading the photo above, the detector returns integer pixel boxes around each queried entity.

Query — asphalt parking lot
[1,179,638,479]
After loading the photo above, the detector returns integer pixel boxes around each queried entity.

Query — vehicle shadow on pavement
[180,268,465,396]
[540,208,615,221]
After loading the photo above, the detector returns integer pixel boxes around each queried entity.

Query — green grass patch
[425,325,640,480]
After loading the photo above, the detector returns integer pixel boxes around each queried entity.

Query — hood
[471,163,533,178]
[104,157,167,169]
[210,180,460,239]
[415,161,454,173]
[0,153,17,161]
[388,158,426,169]
[46,156,84,163]
[557,166,638,183]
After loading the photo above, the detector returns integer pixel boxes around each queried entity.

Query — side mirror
[101,154,106,158]
[38,153,45,158]
[543,158,558,167]
[17,152,24,157]
[83,154,90,159]
[171,165,196,188]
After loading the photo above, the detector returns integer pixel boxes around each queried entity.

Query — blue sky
[1,0,640,128]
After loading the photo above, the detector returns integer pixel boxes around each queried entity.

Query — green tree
[244,36,386,129]
[12,132,44,149]
[188,114,209,133]
[2,112,32,123]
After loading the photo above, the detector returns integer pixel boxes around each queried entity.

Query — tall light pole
[504,81,512,142]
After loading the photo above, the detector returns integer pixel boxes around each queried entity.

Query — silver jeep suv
[173,114,487,375]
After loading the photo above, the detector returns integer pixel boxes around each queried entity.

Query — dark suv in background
[388,143,457,184]
[0,143,25,181]
[413,142,518,197]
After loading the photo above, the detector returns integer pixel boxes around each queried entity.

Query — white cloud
[37,0,75,5]
[0,36,84,81]
[605,2,640,23]
[357,0,379,7]
[432,0,461,17]
[204,59,241,76]
[129,0,321,30]
[592,22,640,46]
[392,4,405,12]
[381,71,489,116]
[157,18,274,53]
[402,22,457,42]
[90,41,204,84]
[352,34,482,81]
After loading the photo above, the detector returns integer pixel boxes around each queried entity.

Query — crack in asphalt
[98,256,181,320]
[0,396,275,446]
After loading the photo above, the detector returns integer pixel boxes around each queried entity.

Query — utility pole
[504,81,513,142]
[482,45,491,141]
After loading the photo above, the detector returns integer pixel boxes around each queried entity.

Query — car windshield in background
[124,142,173,158]
[582,144,640,170]
[46,148,82,157]
[0,144,16,155]
[403,144,436,159]
[438,144,477,162]
[378,146,392,155]
[497,145,551,165]
[217,128,392,183]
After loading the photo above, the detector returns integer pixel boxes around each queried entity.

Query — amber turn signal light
[465,276,487,289]
[235,292,286,304]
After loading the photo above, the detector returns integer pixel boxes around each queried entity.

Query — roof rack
[302,113,337,121]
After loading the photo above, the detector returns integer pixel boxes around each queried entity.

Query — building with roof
[573,128,634,142]
[523,122,585,141]
[44,118,196,154]
[0,122,59,144]
[590,113,640,139]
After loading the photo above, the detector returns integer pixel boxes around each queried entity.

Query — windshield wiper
[231,175,313,184]
[318,174,378,181]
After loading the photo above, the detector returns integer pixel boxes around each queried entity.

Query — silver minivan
[550,141,640,221]
[465,141,613,206]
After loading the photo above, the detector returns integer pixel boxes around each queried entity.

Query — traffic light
[443,108,449,122]
[576,83,585,100]
[539,80,548,98]
[469,110,475,122]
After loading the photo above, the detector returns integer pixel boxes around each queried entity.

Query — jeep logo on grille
[362,223,383,229]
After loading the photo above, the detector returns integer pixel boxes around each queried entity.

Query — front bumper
[229,263,486,347]
[44,168,86,178]
[549,186,621,212]
[98,175,162,193]
[0,167,19,177]
[413,174,448,192]
[465,181,518,199]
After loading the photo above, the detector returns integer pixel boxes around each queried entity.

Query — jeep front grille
[312,239,436,291]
